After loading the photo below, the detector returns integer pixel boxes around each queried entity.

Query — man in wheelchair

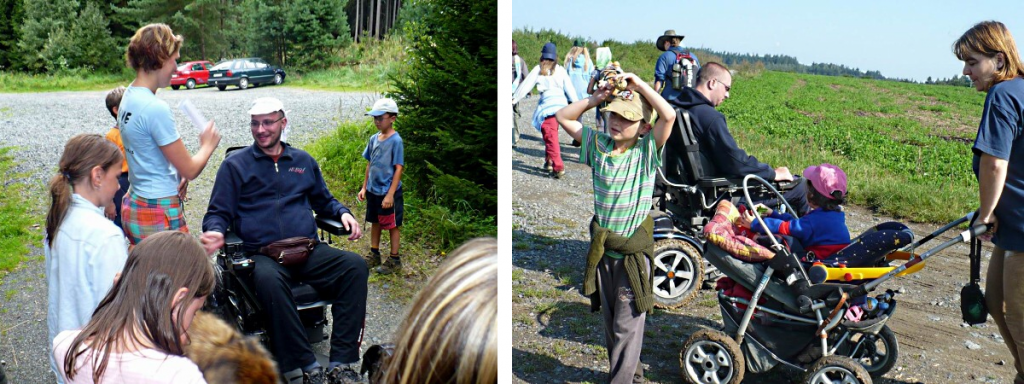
[200,97,368,384]
[667,62,810,216]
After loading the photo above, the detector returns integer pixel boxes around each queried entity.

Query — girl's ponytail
[45,172,74,247]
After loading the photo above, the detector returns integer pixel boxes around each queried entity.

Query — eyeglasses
[715,78,732,92]
[250,115,284,129]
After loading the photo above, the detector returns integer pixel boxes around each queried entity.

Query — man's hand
[104,203,116,221]
[340,212,363,241]
[199,231,224,256]
[178,179,190,202]
[382,194,394,209]
[975,212,999,242]
[357,187,366,202]
[774,167,794,182]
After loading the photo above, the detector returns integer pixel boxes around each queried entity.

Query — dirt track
[510,97,1016,384]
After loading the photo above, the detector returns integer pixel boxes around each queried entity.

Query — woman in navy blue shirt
[955,21,1024,384]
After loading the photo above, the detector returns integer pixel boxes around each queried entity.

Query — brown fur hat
[185,311,279,384]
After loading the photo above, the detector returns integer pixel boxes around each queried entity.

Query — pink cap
[803,163,847,200]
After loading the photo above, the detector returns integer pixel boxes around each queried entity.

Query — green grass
[285,35,407,92]
[0,148,44,277]
[720,71,983,222]
[0,70,133,93]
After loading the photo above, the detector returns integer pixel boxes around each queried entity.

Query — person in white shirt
[45,134,129,383]
[512,42,579,178]
[53,231,215,384]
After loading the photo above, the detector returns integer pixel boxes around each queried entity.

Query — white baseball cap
[366,98,399,116]
[248,97,286,116]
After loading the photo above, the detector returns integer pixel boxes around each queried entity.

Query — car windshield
[211,61,235,70]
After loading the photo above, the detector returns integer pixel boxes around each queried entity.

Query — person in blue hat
[512,42,579,178]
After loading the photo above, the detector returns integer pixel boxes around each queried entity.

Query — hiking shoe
[362,251,381,269]
[327,363,362,384]
[543,160,553,173]
[377,256,402,275]
[303,367,326,384]
[552,170,565,179]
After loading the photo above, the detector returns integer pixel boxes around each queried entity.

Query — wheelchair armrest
[316,216,351,236]
[224,231,244,255]
[219,231,254,272]
[775,178,801,191]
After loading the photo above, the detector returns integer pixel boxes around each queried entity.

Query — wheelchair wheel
[652,239,704,308]
[803,355,872,384]
[680,329,744,384]
[841,325,898,379]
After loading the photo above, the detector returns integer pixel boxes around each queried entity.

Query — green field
[719,71,983,223]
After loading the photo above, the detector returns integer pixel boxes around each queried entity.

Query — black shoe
[303,367,326,384]
[327,363,363,384]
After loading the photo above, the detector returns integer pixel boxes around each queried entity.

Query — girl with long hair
[375,237,496,384]
[53,231,216,383]
[45,134,129,383]
[954,20,1024,384]
[564,41,594,103]
[512,42,579,178]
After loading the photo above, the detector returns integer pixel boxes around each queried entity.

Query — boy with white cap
[555,72,675,383]
[358,97,405,274]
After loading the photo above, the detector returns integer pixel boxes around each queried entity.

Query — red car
[171,60,213,90]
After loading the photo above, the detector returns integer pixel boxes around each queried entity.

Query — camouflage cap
[601,90,652,123]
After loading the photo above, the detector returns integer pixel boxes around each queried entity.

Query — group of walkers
[41,22,495,384]
[515,21,1024,384]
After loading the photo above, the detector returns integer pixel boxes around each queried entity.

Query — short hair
[953,21,1024,87]
[378,237,496,384]
[105,86,125,119]
[125,24,182,72]
[696,62,730,87]
[807,180,845,211]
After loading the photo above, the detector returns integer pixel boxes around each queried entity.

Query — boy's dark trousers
[597,256,650,384]
[250,243,369,372]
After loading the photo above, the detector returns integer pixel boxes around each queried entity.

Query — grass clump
[0,148,44,279]
[0,70,132,93]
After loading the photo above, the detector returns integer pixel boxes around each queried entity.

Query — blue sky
[503,0,1024,83]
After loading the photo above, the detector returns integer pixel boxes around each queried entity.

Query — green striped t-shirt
[580,126,662,240]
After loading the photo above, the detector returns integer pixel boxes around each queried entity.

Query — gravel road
[511,96,1018,383]
[0,85,406,383]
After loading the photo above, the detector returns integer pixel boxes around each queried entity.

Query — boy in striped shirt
[556,72,675,383]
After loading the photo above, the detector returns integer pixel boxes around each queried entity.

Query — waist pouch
[260,237,316,266]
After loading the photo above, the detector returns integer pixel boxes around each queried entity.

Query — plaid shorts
[121,192,189,245]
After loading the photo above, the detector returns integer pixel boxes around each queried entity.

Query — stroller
[679,174,988,384]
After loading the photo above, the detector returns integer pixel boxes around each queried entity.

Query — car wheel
[239,78,249,90]
[217,85,226,91]
[186,79,196,89]
[652,239,704,308]
[171,85,180,90]
[273,73,282,85]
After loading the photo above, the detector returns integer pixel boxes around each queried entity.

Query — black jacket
[669,87,775,180]
[203,143,352,251]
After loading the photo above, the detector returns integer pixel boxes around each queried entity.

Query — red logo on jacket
[289,167,306,174]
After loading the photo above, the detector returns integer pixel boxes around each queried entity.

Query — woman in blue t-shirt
[118,24,221,245]
[954,21,1024,383]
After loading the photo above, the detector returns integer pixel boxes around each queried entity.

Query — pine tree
[68,2,121,72]
[17,0,79,72]
[0,0,25,70]
[391,0,497,215]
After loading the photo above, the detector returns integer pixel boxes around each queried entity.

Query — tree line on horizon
[0,0,420,75]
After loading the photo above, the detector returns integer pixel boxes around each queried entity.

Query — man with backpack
[653,29,700,102]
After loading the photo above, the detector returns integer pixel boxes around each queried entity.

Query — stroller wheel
[843,325,898,379]
[803,355,872,384]
[652,239,704,309]
[680,329,744,384]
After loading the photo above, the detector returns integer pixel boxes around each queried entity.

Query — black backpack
[671,51,697,90]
